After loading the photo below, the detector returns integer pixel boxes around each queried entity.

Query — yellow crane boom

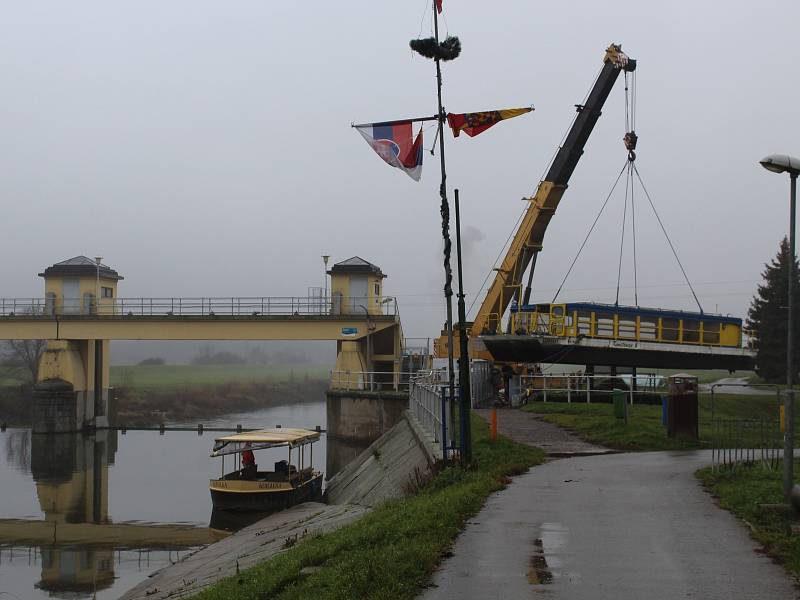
[435,44,636,359]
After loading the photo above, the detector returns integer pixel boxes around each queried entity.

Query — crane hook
[624,130,638,161]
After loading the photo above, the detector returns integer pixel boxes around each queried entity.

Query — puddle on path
[527,538,554,585]
[529,522,576,588]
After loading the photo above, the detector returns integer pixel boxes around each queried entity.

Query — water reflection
[1,429,211,599]
[2,430,117,595]
[0,398,343,598]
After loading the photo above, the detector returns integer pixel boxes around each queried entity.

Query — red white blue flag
[355,121,424,181]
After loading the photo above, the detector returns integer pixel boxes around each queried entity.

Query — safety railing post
[567,376,572,404]
[542,376,547,403]
[440,386,448,464]
[586,375,591,404]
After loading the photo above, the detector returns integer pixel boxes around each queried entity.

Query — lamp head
[760,154,800,176]
[94,256,103,266]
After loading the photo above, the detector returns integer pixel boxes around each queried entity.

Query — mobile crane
[435,43,636,360]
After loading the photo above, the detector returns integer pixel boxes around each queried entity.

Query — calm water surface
[0,399,326,600]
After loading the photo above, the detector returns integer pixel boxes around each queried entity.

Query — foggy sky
[1,1,798,342]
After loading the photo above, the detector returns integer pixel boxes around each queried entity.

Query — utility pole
[454,189,472,462]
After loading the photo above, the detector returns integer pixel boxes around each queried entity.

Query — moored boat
[209,428,323,512]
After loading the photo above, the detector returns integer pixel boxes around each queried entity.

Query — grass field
[697,460,800,577]
[677,369,759,384]
[191,415,544,600]
[0,367,29,387]
[522,393,783,451]
[109,364,331,391]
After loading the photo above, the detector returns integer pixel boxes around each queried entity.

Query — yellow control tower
[34,257,122,432]
[328,256,386,316]
[39,256,123,315]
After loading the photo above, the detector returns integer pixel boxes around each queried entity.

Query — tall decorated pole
[354,3,532,464]
[432,1,457,456]
[410,2,462,457]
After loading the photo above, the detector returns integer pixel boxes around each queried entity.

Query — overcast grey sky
[1,1,798,340]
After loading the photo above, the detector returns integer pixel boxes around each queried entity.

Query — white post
[586,375,591,404]
[567,375,572,403]
[542,376,547,403]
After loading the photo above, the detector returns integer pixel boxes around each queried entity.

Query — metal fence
[711,418,781,472]
[518,373,666,405]
[710,382,782,472]
[409,369,450,460]
[0,296,398,318]
[471,360,493,407]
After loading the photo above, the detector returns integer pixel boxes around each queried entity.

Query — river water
[0,399,333,600]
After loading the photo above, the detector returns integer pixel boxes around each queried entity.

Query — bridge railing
[0,296,398,318]
[0,298,49,316]
[329,370,415,392]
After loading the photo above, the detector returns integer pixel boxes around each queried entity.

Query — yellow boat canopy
[211,428,321,457]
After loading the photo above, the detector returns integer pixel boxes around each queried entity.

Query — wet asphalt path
[419,451,798,600]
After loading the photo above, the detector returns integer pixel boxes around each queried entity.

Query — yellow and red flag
[447,107,533,138]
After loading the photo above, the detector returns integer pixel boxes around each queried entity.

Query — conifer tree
[746,237,800,382]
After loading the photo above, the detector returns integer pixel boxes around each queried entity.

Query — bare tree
[2,340,46,384]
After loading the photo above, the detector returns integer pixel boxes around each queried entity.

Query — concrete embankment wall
[326,410,439,507]
[326,389,408,444]
[120,411,439,599]
[120,503,368,600]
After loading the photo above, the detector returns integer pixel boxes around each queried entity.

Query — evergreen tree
[746,237,800,382]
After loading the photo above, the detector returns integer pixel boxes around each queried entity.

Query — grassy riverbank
[114,379,327,426]
[110,364,330,391]
[521,393,782,451]
[0,364,331,427]
[192,415,544,600]
[697,461,800,576]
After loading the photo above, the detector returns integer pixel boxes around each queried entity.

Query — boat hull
[210,473,323,512]
[481,335,755,371]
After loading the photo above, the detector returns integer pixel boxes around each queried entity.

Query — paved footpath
[475,408,611,456]
[420,411,799,600]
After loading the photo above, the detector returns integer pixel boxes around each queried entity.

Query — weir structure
[0,256,404,435]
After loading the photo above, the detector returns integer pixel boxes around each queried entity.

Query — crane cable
[633,162,704,313]
[616,70,639,307]
[551,159,629,302]
[555,67,703,314]
[466,65,606,319]
[623,68,703,313]
[615,164,631,306]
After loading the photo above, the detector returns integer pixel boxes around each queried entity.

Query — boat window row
[510,305,741,348]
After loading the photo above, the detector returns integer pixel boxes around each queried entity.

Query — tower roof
[327,256,385,278]
[38,256,124,281]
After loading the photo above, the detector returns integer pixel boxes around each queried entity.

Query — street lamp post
[322,255,330,314]
[760,154,800,500]
[94,256,103,315]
